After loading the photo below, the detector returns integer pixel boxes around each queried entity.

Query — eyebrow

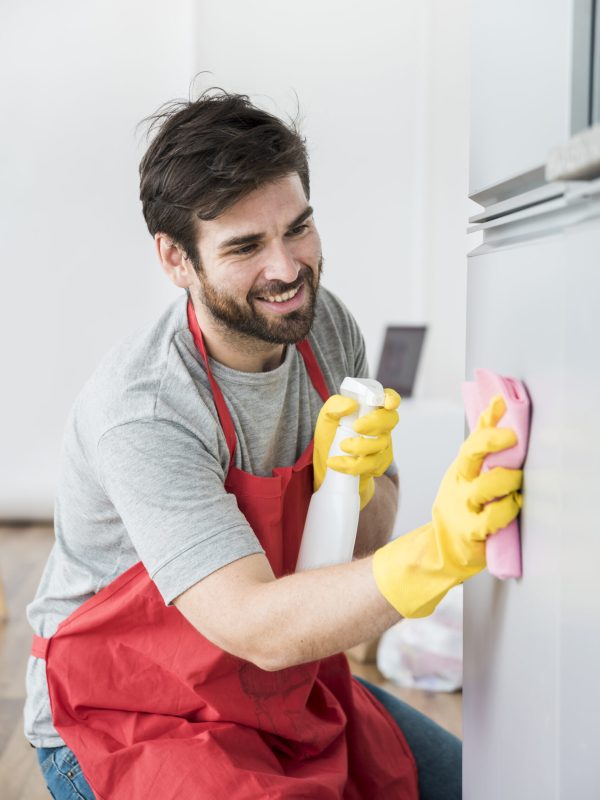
[217,205,314,251]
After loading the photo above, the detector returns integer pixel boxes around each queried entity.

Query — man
[26,90,523,799]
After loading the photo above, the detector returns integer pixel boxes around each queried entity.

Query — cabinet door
[470,0,593,199]
[464,205,600,799]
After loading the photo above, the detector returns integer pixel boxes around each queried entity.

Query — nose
[262,240,299,284]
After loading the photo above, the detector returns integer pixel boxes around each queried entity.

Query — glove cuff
[359,476,375,510]
[372,524,462,618]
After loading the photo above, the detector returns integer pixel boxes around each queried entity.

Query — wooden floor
[0,525,461,800]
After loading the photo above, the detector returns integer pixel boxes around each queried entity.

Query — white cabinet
[470,0,594,201]
[463,195,600,799]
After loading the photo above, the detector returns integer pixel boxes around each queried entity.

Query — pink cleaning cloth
[462,369,531,580]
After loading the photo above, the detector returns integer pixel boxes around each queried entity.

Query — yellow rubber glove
[313,388,401,510]
[372,395,523,618]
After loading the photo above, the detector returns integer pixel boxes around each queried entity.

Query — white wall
[389,0,475,532]
[192,0,430,374]
[1,0,472,519]
[416,0,474,404]
[1,0,193,517]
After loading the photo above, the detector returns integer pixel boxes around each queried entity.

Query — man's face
[191,174,322,345]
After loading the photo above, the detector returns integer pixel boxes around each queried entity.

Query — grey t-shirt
[24,286,382,747]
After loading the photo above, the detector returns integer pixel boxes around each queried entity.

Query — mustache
[250,265,316,300]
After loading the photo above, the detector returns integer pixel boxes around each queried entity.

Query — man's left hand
[314,388,401,510]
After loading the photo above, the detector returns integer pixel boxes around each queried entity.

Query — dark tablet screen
[376,326,427,398]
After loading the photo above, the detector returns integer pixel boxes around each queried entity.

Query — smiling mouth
[253,282,307,315]
[257,283,303,304]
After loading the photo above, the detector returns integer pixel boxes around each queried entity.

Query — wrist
[372,523,461,619]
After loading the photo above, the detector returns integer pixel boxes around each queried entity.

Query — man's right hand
[372,395,523,619]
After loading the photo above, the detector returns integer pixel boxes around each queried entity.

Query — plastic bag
[377,585,463,692]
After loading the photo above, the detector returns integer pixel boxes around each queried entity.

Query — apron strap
[296,339,330,403]
[187,299,238,462]
[186,299,332,460]
[31,634,49,660]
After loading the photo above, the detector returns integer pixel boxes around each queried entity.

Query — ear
[155,233,194,289]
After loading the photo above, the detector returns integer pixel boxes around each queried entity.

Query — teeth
[263,284,301,303]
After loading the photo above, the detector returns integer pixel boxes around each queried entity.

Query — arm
[98,416,398,670]
[176,395,523,670]
[175,457,400,670]
[174,551,401,672]
[354,473,399,557]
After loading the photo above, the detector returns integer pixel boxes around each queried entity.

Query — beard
[197,260,322,345]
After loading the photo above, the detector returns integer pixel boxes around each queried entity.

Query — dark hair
[138,88,310,267]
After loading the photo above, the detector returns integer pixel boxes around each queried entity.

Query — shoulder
[70,296,218,446]
[308,285,368,389]
[313,285,358,327]
[310,285,364,348]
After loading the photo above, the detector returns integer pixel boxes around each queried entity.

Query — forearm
[244,557,401,670]
[354,473,399,557]
[175,551,401,672]
[176,477,401,672]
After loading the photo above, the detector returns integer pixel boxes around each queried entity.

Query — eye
[287,223,309,237]
[232,243,258,256]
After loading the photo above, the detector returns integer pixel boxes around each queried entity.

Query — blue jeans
[36,679,461,799]
[357,678,462,799]
[36,746,95,799]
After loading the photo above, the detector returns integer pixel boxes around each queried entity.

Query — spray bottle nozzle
[340,377,385,420]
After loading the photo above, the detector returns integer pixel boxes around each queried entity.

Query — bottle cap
[340,377,385,421]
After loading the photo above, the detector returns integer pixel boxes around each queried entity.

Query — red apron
[31,301,418,799]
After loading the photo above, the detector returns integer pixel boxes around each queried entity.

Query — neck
[190,295,286,372]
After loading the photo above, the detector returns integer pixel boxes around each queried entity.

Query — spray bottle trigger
[340,377,385,423]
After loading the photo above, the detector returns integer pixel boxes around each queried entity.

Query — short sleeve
[97,419,264,603]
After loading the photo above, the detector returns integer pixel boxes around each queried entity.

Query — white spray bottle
[295,377,386,571]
